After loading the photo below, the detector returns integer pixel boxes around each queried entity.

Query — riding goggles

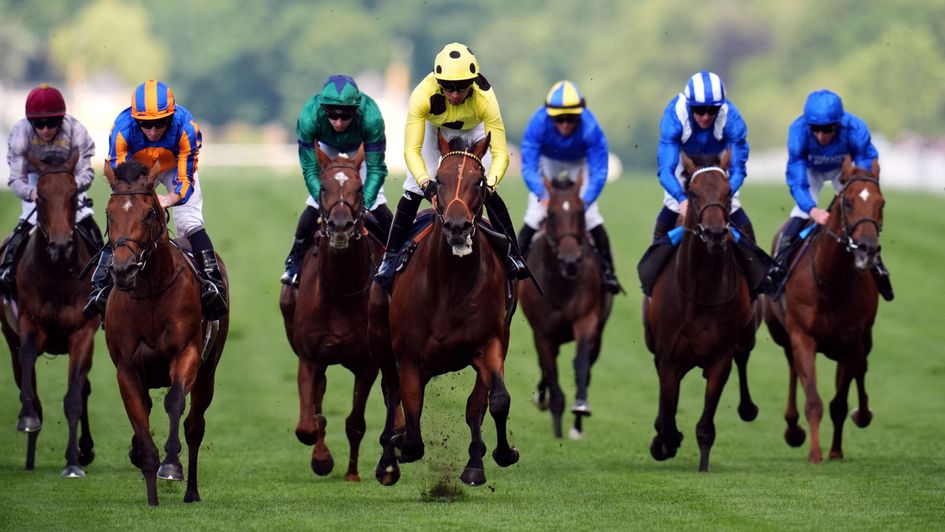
[31,117,64,130]
[690,105,721,116]
[438,79,475,93]
[324,106,356,121]
[136,116,172,130]
[810,123,838,134]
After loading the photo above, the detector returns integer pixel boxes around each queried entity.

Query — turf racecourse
[1,168,943,530]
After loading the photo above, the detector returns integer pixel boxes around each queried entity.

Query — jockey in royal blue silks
[770,89,893,301]
[517,80,621,294]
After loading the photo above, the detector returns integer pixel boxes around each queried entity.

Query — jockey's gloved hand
[420,179,436,202]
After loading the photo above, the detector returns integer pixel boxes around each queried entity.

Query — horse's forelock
[447,137,471,152]
[114,161,149,184]
[39,152,69,167]
[687,153,721,168]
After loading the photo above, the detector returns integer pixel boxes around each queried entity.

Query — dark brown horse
[0,151,99,476]
[519,173,612,439]
[102,160,227,505]
[279,146,393,481]
[369,133,519,486]
[642,152,759,471]
[762,159,884,463]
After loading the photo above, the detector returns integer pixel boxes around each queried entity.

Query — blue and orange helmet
[683,71,726,106]
[545,80,585,117]
[803,89,844,126]
[131,80,176,120]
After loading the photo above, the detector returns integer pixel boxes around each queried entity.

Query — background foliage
[2,0,944,169]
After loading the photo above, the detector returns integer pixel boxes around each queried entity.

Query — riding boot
[370,203,394,237]
[0,221,33,295]
[651,207,678,245]
[374,191,422,289]
[517,225,537,260]
[189,229,228,320]
[590,225,622,294]
[765,216,808,289]
[484,190,528,280]
[76,216,105,252]
[872,257,894,301]
[83,246,113,318]
[280,237,311,286]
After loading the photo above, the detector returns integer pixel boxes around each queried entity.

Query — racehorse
[102,160,227,505]
[369,133,519,486]
[519,173,612,439]
[762,158,884,463]
[279,146,393,481]
[642,152,759,472]
[0,151,99,477]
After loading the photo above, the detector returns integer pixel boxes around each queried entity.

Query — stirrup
[201,282,228,320]
[602,273,622,295]
[83,286,111,319]
[373,254,397,289]
[506,255,528,280]
[281,267,300,286]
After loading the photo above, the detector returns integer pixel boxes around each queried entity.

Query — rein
[108,190,169,280]
[685,167,731,242]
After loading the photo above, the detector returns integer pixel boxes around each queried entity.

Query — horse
[762,158,884,463]
[642,152,759,472]
[279,146,394,481]
[369,133,519,487]
[101,160,227,505]
[519,173,613,439]
[0,151,99,477]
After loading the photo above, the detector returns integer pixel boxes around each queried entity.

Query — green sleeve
[360,96,387,207]
[296,99,321,199]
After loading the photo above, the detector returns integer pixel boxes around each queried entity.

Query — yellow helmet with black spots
[433,43,479,82]
[545,80,585,117]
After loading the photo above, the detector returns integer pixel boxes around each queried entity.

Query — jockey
[85,80,228,320]
[654,71,755,242]
[281,74,392,285]
[518,80,622,294]
[1,84,103,296]
[373,42,527,288]
[772,89,893,301]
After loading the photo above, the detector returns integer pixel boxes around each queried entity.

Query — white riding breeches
[522,156,604,230]
[402,122,492,196]
[790,168,843,219]
[304,141,387,211]
[19,172,94,224]
[662,159,742,213]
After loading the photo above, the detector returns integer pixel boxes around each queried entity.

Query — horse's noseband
[318,162,364,238]
[686,167,730,242]
[108,190,166,270]
[433,151,486,229]
[827,176,883,253]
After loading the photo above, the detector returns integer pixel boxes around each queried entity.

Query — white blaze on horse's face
[122,199,133,212]
[562,201,571,212]
[858,188,870,202]
[333,171,349,186]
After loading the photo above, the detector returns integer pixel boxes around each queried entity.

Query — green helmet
[319,75,361,107]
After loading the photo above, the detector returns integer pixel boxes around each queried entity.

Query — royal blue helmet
[683,71,726,106]
[803,89,844,126]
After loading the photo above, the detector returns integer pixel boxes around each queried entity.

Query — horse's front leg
[696,354,733,472]
[344,359,378,482]
[15,328,45,435]
[571,314,600,438]
[397,361,426,463]
[480,338,519,469]
[182,359,219,503]
[374,352,402,486]
[782,345,806,447]
[791,333,823,463]
[828,360,855,460]
[533,333,563,438]
[733,316,759,422]
[651,360,683,461]
[160,345,202,481]
[116,368,160,506]
[309,363,333,476]
[62,327,95,477]
[11,326,43,470]
[460,373,489,486]
[851,358,872,429]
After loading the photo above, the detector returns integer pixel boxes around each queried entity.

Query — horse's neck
[536,236,591,294]
[317,229,373,291]
[428,223,486,286]
[136,237,181,289]
[677,233,736,302]
[811,218,856,288]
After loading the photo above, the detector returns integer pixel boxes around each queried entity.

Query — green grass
[1,169,943,530]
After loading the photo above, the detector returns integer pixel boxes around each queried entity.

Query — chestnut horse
[642,152,759,472]
[0,151,100,476]
[519,173,612,439]
[279,146,394,481]
[762,159,884,463]
[102,161,227,505]
[369,133,519,486]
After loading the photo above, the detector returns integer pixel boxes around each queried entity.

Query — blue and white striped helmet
[683,71,726,106]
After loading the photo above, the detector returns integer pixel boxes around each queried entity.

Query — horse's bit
[108,190,167,271]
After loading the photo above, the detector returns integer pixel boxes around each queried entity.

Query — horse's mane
[549,171,575,190]
[114,161,149,184]
[447,137,472,152]
[687,153,721,168]
[39,152,69,167]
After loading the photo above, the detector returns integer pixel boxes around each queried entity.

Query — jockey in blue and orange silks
[84,80,228,320]
[770,89,893,301]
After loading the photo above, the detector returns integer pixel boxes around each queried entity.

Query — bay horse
[0,151,99,477]
[642,152,759,471]
[519,173,612,439]
[102,160,227,505]
[369,133,519,486]
[762,158,884,463]
[279,146,394,481]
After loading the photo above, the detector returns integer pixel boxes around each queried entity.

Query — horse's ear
[870,158,881,179]
[315,145,331,171]
[437,133,451,157]
[575,170,584,192]
[146,160,162,188]
[680,152,696,177]
[27,151,45,175]
[352,144,365,170]
[719,149,732,171]
[542,174,552,194]
[472,132,491,161]
[65,149,80,171]
[103,160,117,187]
[839,155,854,184]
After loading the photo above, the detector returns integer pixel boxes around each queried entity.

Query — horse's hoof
[492,447,519,467]
[533,391,548,411]
[851,408,873,428]
[829,449,844,460]
[157,462,184,481]
[738,402,759,422]
[295,428,317,446]
[650,437,677,461]
[808,449,823,464]
[311,455,334,476]
[460,467,486,486]
[16,415,41,433]
[184,490,201,503]
[61,465,86,478]
[78,449,95,467]
[344,473,361,482]
[571,400,592,417]
[375,464,400,486]
[401,442,424,463]
[568,427,584,440]
[784,426,806,447]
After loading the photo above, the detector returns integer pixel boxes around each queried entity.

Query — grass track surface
[1,169,943,529]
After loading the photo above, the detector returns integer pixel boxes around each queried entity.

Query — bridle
[318,161,364,238]
[432,151,487,229]
[685,166,730,243]
[822,175,883,253]
[34,167,80,241]
[543,195,585,255]
[107,190,167,272]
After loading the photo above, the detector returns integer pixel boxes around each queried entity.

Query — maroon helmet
[25,83,66,119]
